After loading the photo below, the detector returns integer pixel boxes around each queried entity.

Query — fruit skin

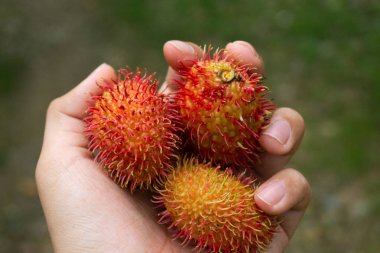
[154,158,278,252]
[84,68,181,191]
[175,48,275,168]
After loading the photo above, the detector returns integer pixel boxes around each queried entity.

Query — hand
[36,40,311,253]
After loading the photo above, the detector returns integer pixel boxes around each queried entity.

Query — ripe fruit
[84,69,181,191]
[154,158,278,252]
[175,48,275,168]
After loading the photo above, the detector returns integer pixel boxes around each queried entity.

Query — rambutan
[175,48,275,168]
[84,68,181,191]
[154,158,278,252]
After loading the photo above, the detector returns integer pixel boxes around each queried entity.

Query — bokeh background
[1,0,379,252]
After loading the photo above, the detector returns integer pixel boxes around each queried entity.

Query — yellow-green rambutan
[154,158,278,252]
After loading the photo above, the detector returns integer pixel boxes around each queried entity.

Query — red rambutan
[84,68,181,191]
[175,48,275,168]
[154,158,278,252]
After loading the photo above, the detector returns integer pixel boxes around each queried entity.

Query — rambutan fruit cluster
[84,46,278,252]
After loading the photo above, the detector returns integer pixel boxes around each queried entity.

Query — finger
[158,67,179,94]
[255,168,311,214]
[43,63,116,150]
[255,168,311,238]
[266,226,289,253]
[257,107,305,179]
[160,40,204,93]
[163,40,203,70]
[224,40,264,74]
[54,63,116,119]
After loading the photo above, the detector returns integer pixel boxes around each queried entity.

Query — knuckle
[274,108,305,151]
[298,173,311,201]
[47,96,64,116]
[47,98,59,113]
[284,168,312,206]
[291,109,305,129]
[276,107,305,128]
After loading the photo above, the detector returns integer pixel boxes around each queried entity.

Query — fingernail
[169,40,195,55]
[256,180,286,206]
[263,119,291,145]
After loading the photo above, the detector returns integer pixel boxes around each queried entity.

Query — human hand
[36,40,311,253]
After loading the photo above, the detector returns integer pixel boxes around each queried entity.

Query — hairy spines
[175,48,275,169]
[154,158,278,252]
[85,68,181,191]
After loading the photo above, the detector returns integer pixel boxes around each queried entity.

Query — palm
[46,107,192,252]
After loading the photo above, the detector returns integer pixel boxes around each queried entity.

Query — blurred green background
[1,0,379,252]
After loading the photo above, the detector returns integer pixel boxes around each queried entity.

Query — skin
[36,40,311,253]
